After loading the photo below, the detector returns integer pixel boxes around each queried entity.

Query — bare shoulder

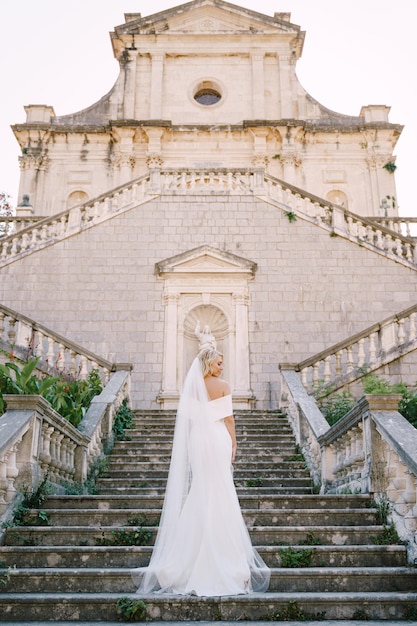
[219,379,231,396]
[205,377,231,400]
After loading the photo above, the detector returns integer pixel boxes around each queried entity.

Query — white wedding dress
[132,357,270,596]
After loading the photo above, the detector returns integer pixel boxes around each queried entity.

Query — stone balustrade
[263,174,417,270]
[0,175,151,268]
[159,168,257,194]
[0,369,131,523]
[0,304,119,382]
[1,168,415,272]
[0,216,44,238]
[280,368,417,563]
[290,304,417,395]
[369,217,417,239]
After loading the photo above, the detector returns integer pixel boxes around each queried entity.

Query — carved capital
[18,153,50,172]
[146,153,164,168]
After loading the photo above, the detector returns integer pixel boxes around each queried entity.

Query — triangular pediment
[156,245,257,276]
[115,0,301,36]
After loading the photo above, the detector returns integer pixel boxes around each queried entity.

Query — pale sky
[0,1,415,214]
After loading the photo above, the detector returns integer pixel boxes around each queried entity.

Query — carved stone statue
[195,321,217,350]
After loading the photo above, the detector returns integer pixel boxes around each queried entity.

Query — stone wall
[1,194,416,408]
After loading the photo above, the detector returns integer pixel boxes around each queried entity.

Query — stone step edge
[4,567,415,576]
[5,524,384,531]
[0,622,409,626]
[0,544,406,553]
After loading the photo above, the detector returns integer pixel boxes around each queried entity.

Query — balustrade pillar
[233,293,251,396]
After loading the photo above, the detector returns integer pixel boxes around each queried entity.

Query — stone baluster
[369,332,377,364]
[6,442,20,501]
[346,346,353,373]
[312,363,319,387]
[56,344,65,372]
[0,454,10,508]
[69,350,77,379]
[46,336,55,368]
[301,367,308,388]
[0,311,5,341]
[39,425,54,473]
[79,356,89,380]
[409,312,416,342]
[357,338,365,367]
[7,317,17,345]
[397,319,405,344]
[68,441,77,479]
[50,432,64,482]
[323,356,331,383]
[35,329,44,360]
[335,350,342,377]
[0,240,9,260]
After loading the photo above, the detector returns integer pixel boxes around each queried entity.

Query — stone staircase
[1,410,417,622]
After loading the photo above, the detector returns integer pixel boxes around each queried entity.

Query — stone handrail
[0,303,129,383]
[280,368,417,564]
[0,369,130,525]
[369,217,417,239]
[287,303,417,395]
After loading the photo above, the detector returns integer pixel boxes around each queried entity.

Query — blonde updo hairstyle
[198,347,223,377]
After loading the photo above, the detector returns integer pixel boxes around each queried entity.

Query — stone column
[150,54,164,119]
[278,55,293,119]
[366,156,381,217]
[233,293,251,395]
[112,128,136,186]
[251,53,265,119]
[281,153,300,185]
[18,154,49,216]
[123,49,138,120]
[162,292,180,395]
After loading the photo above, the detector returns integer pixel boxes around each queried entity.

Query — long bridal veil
[132,356,270,596]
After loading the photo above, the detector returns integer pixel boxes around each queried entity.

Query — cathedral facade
[2,0,414,409]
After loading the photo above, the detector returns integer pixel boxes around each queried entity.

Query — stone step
[94,485,313,496]
[120,428,295,447]
[95,477,313,490]
[42,493,375,511]
[105,459,305,470]
[111,438,296,450]
[99,468,311,481]
[4,524,384,547]
[39,507,377,527]
[0,622,409,626]
[1,591,417,621]
[0,544,407,569]
[3,566,417,594]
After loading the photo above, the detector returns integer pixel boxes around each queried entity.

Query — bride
[132,347,270,596]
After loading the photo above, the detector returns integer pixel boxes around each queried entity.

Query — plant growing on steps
[112,398,134,441]
[2,473,52,528]
[116,597,147,622]
[370,522,403,546]
[279,547,315,568]
[95,526,153,546]
[262,600,326,621]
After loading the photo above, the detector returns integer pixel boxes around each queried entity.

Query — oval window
[194,88,222,106]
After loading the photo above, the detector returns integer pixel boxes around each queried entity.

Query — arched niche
[155,245,257,408]
[326,189,349,209]
[67,190,89,209]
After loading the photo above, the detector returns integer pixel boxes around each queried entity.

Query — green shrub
[319,390,356,426]
[113,399,134,440]
[116,597,147,622]
[0,358,102,427]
